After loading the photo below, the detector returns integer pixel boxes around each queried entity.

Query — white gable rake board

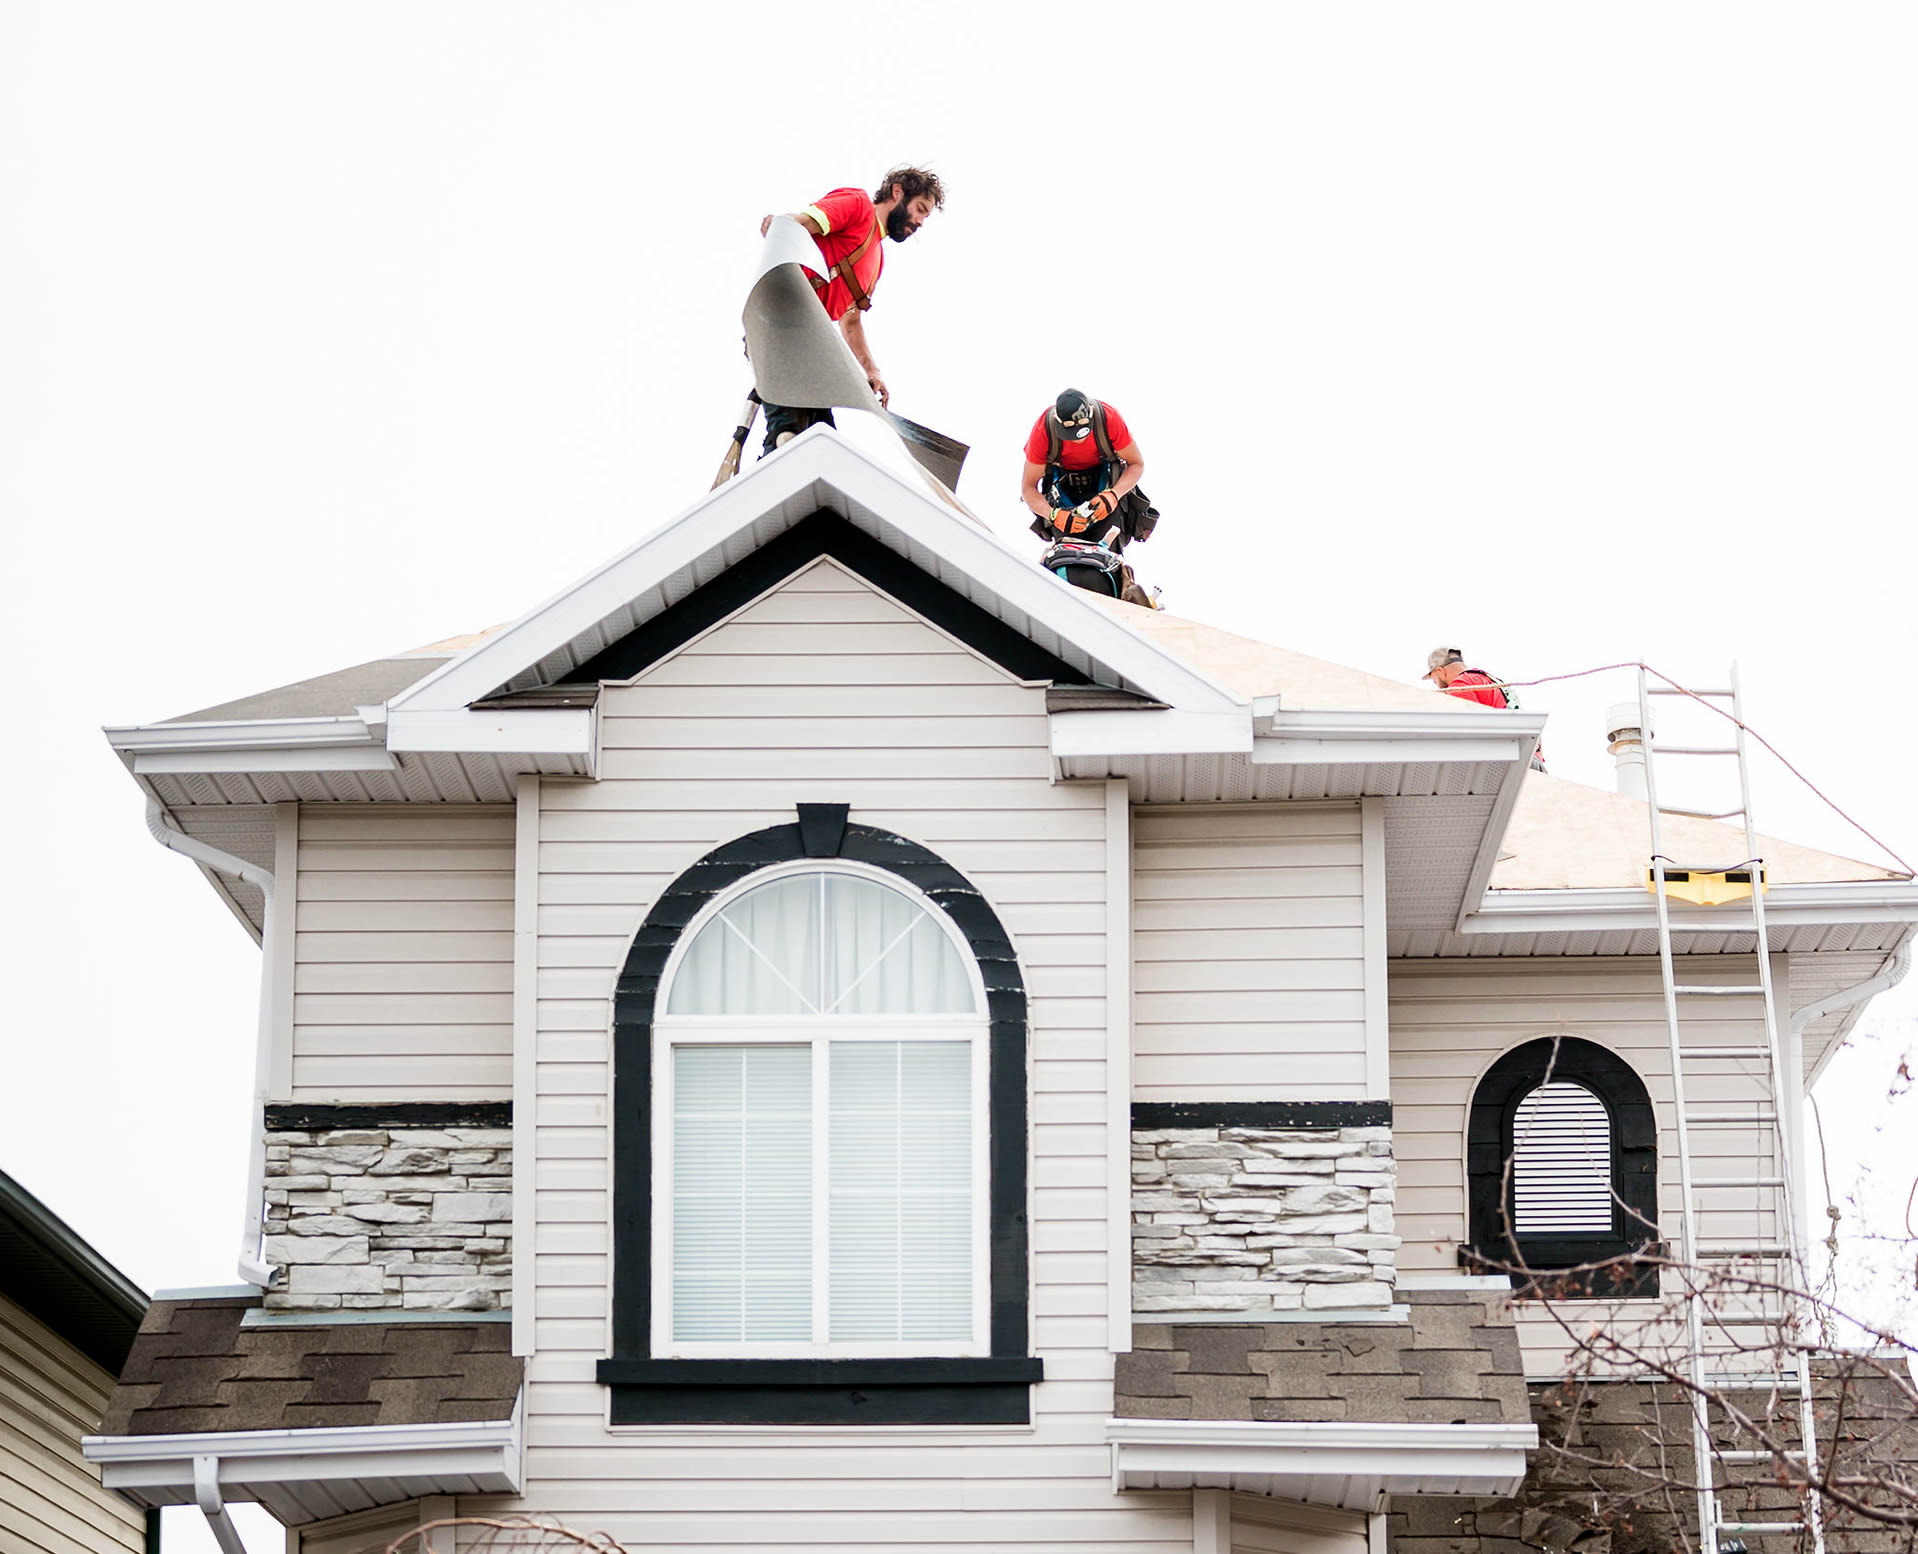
[527,560,1184,1546]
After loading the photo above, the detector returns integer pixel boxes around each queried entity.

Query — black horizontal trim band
[1132,1101,1391,1130]
[264,1102,512,1131]
[597,1356,1043,1389]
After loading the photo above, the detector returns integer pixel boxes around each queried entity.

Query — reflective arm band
[802,204,831,234]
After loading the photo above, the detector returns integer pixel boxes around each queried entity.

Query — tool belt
[1028,485,1160,548]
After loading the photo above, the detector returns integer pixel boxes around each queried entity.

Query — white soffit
[387,429,1247,718]
[84,1410,522,1527]
[1107,1419,1536,1509]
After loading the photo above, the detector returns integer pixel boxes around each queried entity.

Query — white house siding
[292,805,515,1100]
[0,1292,145,1554]
[524,558,1186,1549]
[1132,803,1367,1102]
[1389,956,1787,1375]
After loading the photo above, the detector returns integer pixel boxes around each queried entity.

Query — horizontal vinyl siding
[293,805,514,1099]
[526,559,1174,1547]
[1132,803,1366,1101]
[0,1293,145,1554]
[1389,956,1787,1374]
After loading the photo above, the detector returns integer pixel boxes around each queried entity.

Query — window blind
[1512,1080,1613,1235]
[829,1040,972,1341]
[672,1044,812,1341]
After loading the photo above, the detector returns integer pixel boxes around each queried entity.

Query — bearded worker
[757,166,945,452]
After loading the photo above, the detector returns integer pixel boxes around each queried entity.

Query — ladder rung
[1650,687,1736,698]
[1660,806,1747,820]
[1698,1243,1791,1257]
[1695,1177,1786,1189]
[1687,1111,1778,1125]
[1718,1449,1804,1462]
[1718,1525,1806,1535]
[1674,984,1766,995]
[1653,745,1740,756]
[1679,1047,1772,1059]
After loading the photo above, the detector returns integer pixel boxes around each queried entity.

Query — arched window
[655,864,989,1357]
[1466,1038,1658,1296]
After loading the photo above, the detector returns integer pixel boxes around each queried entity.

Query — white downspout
[146,799,281,1288]
[193,1455,250,1554]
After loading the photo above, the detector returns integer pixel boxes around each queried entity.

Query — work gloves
[1050,507,1090,536]
[1083,490,1120,522]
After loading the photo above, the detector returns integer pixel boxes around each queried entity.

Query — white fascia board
[1051,708,1252,759]
[384,705,595,757]
[1107,1418,1536,1497]
[133,747,400,775]
[108,716,399,775]
[1460,881,1918,936]
[106,717,377,754]
[1253,710,1545,769]
[388,432,1244,718]
[84,1412,521,1494]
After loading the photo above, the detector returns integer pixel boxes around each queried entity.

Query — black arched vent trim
[1462,1037,1660,1298]
[595,806,1042,1424]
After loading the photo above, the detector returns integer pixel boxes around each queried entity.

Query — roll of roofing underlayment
[742,215,971,498]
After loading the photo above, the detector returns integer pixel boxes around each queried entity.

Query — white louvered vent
[1512,1081,1613,1235]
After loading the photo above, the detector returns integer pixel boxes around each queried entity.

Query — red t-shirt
[800,188,885,322]
[1024,402,1134,471]
[1443,670,1509,708]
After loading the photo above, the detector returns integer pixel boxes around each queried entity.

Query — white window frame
[650,859,992,1360]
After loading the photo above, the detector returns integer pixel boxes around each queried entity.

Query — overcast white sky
[4,5,1916,1548]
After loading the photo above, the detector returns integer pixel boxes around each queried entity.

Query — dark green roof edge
[0,1166,148,1374]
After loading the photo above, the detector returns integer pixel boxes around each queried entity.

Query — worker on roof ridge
[1424,646,1547,772]
[1024,389,1160,609]
[757,166,945,454]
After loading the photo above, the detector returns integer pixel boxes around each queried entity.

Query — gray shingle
[99,1298,521,1437]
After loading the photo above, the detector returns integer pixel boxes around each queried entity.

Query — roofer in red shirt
[1020,390,1155,545]
[757,166,945,454]
[1424,647,1547,771]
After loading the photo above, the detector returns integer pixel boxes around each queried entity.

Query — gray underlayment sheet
[743,216,971,499]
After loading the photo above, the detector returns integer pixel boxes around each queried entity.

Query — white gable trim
[386,431,1246,721]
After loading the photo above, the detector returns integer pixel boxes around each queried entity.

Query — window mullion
[811,1035,831,1347]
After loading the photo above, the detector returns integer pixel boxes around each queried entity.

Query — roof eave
[84,1404,523,1522]
[1107,1417,1538,1506]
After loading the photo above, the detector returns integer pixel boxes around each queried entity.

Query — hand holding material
[1084,490,1119,522]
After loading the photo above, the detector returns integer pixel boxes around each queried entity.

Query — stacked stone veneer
[262,1123,512,1311]
[1132,1123,1398,1313]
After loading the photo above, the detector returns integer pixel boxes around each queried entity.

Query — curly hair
[873,166,946,209]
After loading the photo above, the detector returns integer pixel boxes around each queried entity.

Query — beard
[886,205,916,242]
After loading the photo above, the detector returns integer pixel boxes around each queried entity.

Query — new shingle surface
[1117,1289,1530,1424]
[98,1298,521,1436]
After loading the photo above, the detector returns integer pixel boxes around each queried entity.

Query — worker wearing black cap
[1020,390,1155,546]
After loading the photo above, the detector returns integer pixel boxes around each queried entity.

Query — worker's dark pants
[761,402,835,454]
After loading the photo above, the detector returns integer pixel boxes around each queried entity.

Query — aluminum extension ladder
[1636,665,1824,1554]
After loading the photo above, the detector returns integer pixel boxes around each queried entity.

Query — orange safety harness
[807,212,882,313]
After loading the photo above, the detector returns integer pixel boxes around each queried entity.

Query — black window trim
[597,804,1041,1425]
[1462,1036,1660,1298]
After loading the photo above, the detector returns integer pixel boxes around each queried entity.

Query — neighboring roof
[1075,594,1493,715]
[1491,772,1903,892]
[100,1298,521,1436]
[0,1167,147,1374]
